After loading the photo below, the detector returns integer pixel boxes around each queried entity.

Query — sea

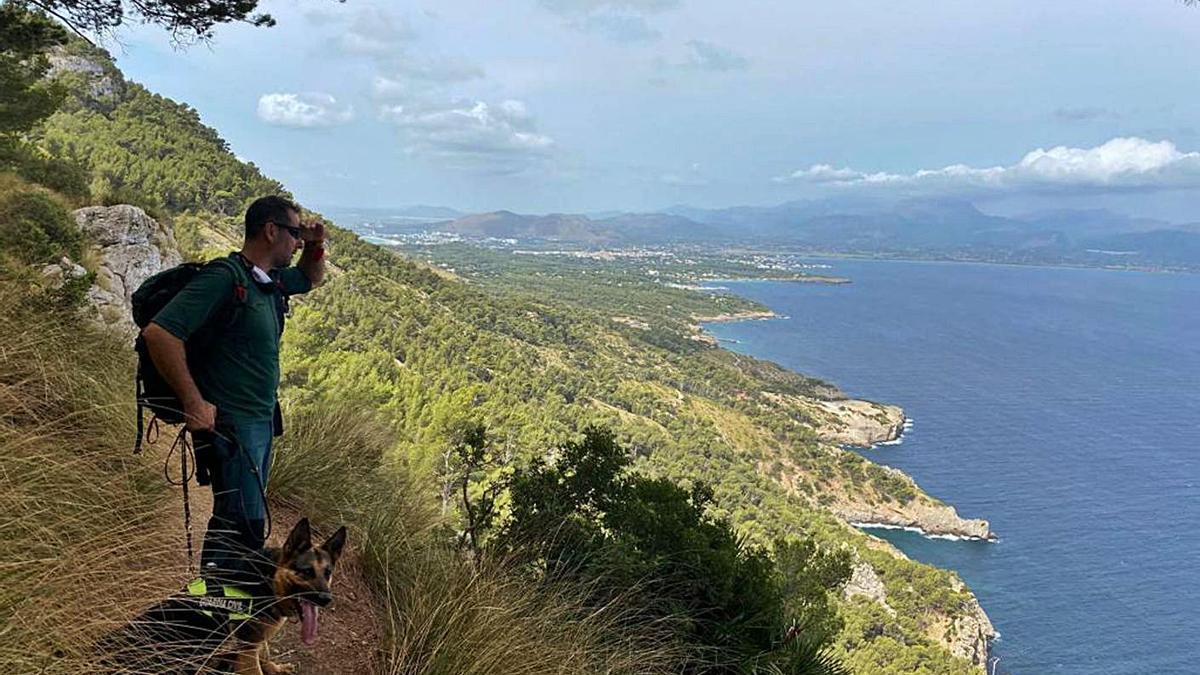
[702,259,1200,675]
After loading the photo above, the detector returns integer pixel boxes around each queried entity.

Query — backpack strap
[132,255,248,455]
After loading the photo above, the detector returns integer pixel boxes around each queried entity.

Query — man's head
[245,195,303,269]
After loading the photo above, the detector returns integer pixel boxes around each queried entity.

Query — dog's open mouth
[299,599,319,646]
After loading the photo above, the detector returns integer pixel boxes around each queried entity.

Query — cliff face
[946,576,998,666]
[73,205,182,336]
[808,398,906,446]
[844,537,996,671]
[832,488,994,541]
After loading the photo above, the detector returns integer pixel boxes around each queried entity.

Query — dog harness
[186,577,255,622]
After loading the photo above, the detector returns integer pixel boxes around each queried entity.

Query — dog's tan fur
[223,518,346,675]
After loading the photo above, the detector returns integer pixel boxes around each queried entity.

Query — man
[142,195,325,578]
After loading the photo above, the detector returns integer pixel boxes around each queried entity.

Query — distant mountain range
[433,210,726,245]
[344,199,1200,270]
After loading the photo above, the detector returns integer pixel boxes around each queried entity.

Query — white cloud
[774,137,1200,194]
[382,99,555,173]
[574,11,661,43]
[256,93,354,128]
[372,56,484,98]
[540,0,680,15]
[1053,107,1122,123]
[660,162,708,186]
[540,0,677,43]
[681,40,748,72]
[330,7,418,57]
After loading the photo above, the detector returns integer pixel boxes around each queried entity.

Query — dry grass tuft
[0,280,199,673]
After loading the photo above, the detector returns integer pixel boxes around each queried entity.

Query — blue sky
[109,0,1200,218]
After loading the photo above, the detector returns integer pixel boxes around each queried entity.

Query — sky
[106,0,1200,219]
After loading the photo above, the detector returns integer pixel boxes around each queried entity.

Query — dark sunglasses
[271,221,303,239]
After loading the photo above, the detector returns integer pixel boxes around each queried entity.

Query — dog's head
[273,518,347,646]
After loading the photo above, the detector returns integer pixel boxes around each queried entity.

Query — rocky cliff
[803,396,906,446]
[844,541,997,669]
[73,205,181,336]
[833,485,995,541]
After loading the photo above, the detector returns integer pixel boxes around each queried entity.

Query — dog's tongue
[300,601,319,646]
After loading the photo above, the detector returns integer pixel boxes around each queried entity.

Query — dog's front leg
[261,642,296,675]
[230,646,265,675]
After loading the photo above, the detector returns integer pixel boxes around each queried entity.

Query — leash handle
[163,427,197,574]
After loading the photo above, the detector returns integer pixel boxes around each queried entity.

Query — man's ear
[321,526,348,566]
[282,518,312,560]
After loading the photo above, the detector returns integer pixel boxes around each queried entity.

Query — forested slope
[2,11,993,672]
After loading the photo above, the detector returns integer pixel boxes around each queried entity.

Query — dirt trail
[262,503,385,674]
[145,444,385,674]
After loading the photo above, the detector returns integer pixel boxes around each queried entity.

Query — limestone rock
[47,48,126,111]
[946,577,997,667]
[74,205,181,337]
[843,560,893,614]
[833,483,994,540]
[809,398,906,446]
[40,256,88,289]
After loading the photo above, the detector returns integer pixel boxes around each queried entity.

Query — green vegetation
[462,425,851,673]
[0,11,990,671]
[25,0,279,41]
[35,40,285,217]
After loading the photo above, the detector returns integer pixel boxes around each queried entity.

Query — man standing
[142,196,325,577]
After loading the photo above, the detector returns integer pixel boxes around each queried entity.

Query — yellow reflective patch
[187,578,208,596]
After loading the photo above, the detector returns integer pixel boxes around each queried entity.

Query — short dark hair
[244,195,299,240]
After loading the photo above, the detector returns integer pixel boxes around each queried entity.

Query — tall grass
[272,404,685,674]
[0,275,680,673]
[0,277,192,673]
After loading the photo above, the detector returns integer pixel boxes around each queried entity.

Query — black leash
[153,419,273,574]
[163,426,197,574]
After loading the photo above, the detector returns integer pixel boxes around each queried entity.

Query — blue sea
[704,260,1200,675]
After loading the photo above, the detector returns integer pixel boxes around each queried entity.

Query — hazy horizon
[106,1,1200,220]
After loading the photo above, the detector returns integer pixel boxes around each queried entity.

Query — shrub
[0,175,83,265]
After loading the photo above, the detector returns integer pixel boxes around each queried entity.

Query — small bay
[704,259,1200,675]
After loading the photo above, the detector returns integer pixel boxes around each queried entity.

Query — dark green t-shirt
[151,253,312,424]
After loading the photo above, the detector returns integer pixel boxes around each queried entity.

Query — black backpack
[131,256,248,453]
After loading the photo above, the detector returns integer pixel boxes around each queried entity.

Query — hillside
[668,198,1200,271]
[391,210,729,246]
[3,16,994,674]
[346,196,1200,271]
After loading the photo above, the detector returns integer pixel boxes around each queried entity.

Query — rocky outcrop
[843,559,893,613]
[47,47,127,112]
[761,392,905,446]
[809,398,905,446]
[74,205,181,336]
[40,256,89,287]
[946,576,998,667]
[834,484,995,540]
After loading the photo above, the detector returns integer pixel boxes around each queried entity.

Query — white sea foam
[850,521,995,543]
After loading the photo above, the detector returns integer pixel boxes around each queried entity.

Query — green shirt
[151,253,312,424]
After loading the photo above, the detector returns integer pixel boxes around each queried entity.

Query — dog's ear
[282,518,312,560]
[321,525,348,566]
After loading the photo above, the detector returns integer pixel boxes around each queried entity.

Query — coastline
[754,248,1195,276]
[696,285,997,669]
[851,521,997,543]
[691,309,779,323]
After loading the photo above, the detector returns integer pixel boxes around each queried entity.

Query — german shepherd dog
[99,518,346,674]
